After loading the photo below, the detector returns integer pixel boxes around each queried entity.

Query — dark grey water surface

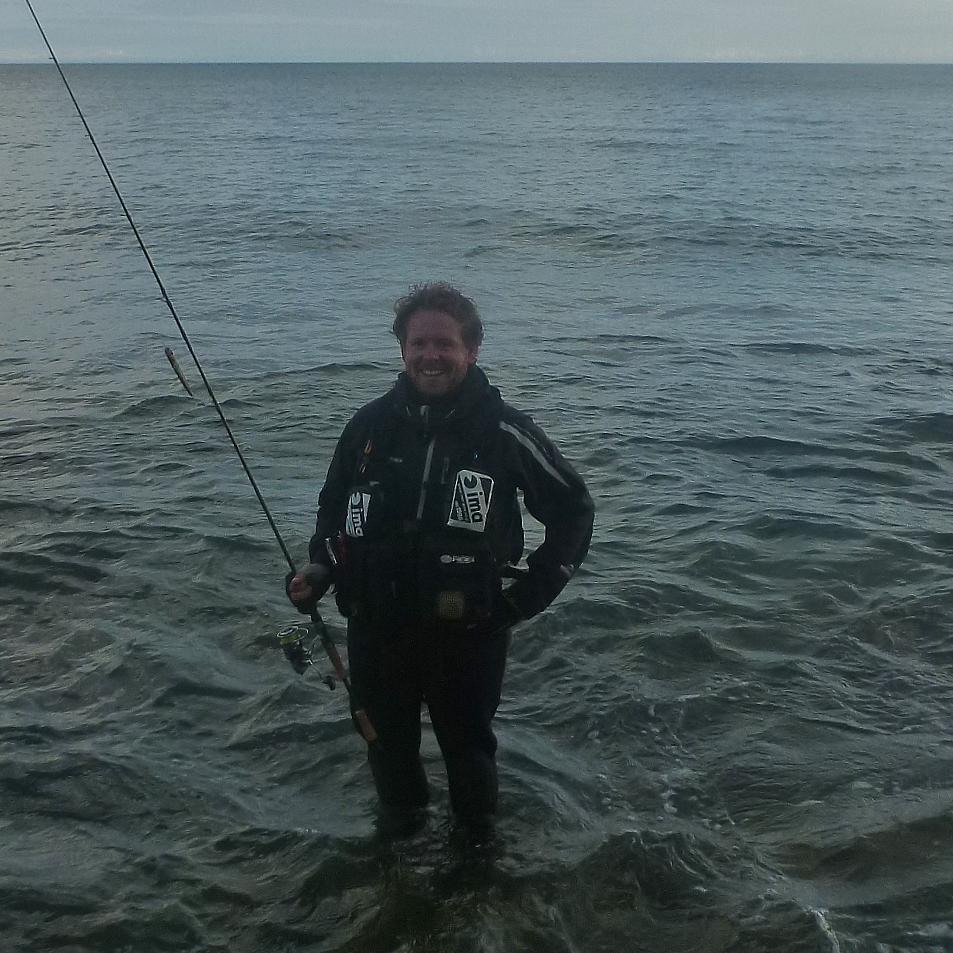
[3,63,953,952]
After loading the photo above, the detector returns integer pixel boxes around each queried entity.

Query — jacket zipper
[416,436,436,521]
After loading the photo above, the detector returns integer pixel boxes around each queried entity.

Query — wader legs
[347,620,509,837]
[347,622,430,812]
[426,628,508,830]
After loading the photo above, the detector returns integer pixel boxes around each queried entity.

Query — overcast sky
[3,0,953,63]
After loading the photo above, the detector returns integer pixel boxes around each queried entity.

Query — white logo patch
[345,491,371,537]
[448,470,494,532]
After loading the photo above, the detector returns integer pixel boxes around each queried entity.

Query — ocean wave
[463,242,505,258]
[505,212,950,263]
[775,795,953,894]
[565,331,677,347]
[762,462,917,486]
[512,219,647,256]
[684,433,940,476]
[745,513,866,542]
[111,393,194,419]
[0,551,111,593]
[638,627,734,665]
[741,341,877,357]
[868,412,953,442]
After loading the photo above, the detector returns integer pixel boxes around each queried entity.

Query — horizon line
[2,58,953,67]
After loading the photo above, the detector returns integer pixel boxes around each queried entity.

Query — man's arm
[308,410,373,566]
[498,411,595,619]
[286,412,368,611]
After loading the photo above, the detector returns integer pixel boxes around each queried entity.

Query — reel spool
[275,621,335,689]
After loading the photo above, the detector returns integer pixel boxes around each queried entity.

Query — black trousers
[346,618,509,822]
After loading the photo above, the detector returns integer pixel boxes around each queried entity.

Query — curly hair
[392,282,484,350]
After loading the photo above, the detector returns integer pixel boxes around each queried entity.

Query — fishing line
[26,0,378,743]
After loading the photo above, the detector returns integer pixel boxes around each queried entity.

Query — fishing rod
[25,0,377,745]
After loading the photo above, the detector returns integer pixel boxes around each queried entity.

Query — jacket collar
[389,365,500,431]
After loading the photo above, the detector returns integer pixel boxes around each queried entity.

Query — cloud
[2,0,952,62]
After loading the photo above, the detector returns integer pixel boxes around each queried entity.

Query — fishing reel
[275,621,336,689]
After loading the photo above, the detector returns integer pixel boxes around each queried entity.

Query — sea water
[3,63,953,951]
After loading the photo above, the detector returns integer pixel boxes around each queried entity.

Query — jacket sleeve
[499,412,594,618]
[307,412,369,570]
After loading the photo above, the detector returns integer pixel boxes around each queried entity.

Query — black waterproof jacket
[308,366,594,630]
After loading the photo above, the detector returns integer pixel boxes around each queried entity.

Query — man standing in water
[287,282,594,842]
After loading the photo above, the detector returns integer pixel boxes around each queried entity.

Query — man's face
[401,309,479,398]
